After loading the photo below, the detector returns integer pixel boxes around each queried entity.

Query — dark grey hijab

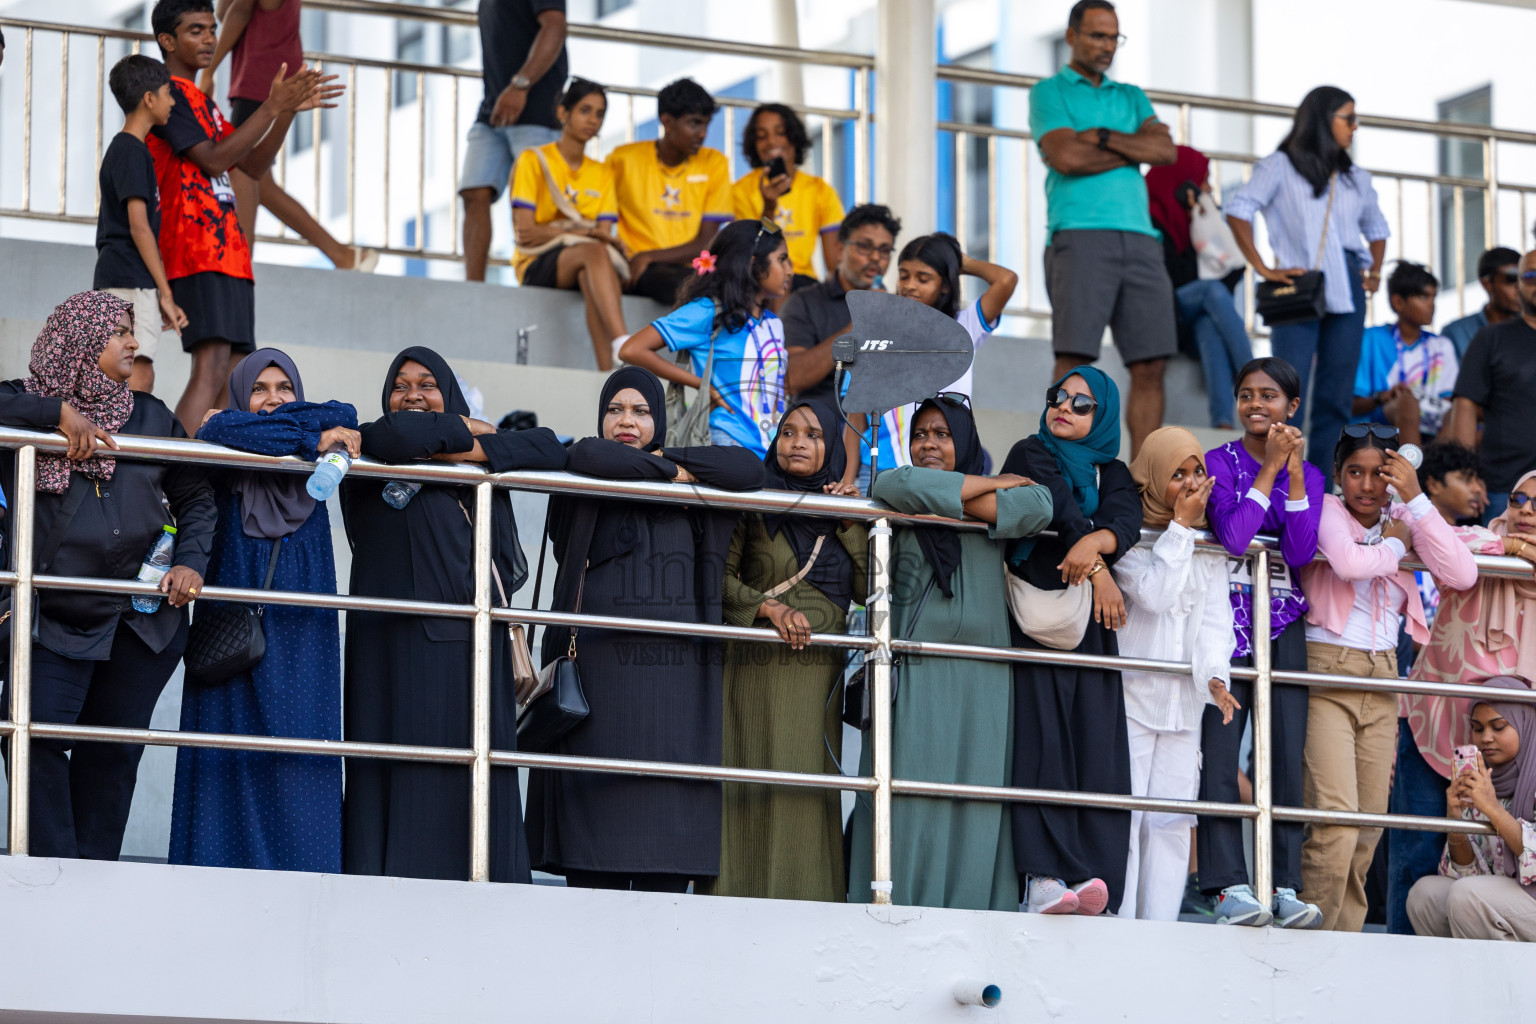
[226,348,317,539]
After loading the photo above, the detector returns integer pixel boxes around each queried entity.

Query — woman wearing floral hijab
[0,291,215,860]
[1003,366,1143,916]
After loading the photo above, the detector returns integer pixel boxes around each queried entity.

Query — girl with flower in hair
[619,218,795,458]
[0,290,216,860]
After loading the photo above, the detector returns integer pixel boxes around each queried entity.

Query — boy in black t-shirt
[97,54,188,394]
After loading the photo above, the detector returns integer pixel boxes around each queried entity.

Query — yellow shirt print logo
[662,185,682,209]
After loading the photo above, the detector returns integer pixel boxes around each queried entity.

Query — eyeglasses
[1336,112,1359,128]
[1341,423,1400,443]
[1046,387,1098,417]
[1082,31,1127,46]
[1510,493,1536,509]
[847,239,895,259]
[1495,269,1520,283]
[1521,271,1536,282]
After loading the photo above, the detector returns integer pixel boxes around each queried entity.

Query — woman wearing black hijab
[524,366,765,893]
[340,346,567,883]
[700,399,867,901]
[847,395,1052,910]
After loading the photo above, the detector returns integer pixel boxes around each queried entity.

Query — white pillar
[768,0,805,107]
[876,0,936,237]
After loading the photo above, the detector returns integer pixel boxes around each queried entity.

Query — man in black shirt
[781,203,903,408]
[460,0,568,283]
[1450,248,1536,521]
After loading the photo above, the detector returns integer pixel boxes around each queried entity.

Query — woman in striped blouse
[1225,86,1390,475]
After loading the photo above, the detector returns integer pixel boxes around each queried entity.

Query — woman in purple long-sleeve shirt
[1196,358,1327,929]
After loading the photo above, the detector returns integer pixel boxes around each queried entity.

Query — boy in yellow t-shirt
[608,78,733,306]
[732,103,846,290]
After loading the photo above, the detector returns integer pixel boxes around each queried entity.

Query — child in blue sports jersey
[620,218,795,458]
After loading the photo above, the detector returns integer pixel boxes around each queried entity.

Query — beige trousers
[1300,641,1399,931]
[1407,874,1536,941]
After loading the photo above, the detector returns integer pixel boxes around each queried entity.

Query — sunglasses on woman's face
[1510,493,1536,509]
[1046,387,1097,417]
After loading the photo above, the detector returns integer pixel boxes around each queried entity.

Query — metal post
[468,480,494,881]
[1453,185,1466,317]
[416,71,426,251]
[723,105,736,181]
[1176,102,1190,145]
[985,134,997,264]
[22,28,34,212]
[94,36,104,216]
[347,63,357,247]
[8,447,38,855]
[450,75,460,255]
[868,517,895,904]
[58,32,69,215]
[1250,548,1274,903]
[1484,135,1498,252]
[383,70,392,251]
[854,66,870,206]
[954,132,968,253]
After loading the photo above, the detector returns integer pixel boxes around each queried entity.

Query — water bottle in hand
[132,525,177,613]
[382,480,422,509]
[307,445,353,501]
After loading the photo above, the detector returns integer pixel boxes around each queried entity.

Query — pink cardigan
[1301,494,1479,645]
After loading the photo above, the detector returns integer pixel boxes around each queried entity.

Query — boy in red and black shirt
[148,0,340,432]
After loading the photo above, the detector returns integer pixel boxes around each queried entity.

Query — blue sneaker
[1214,884,1273,927]
[1271,887,1322,929]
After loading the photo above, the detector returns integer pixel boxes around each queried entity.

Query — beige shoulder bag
[518,148,630,283]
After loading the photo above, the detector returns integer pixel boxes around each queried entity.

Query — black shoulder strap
[261,538,282,590]
[902,576,939,641]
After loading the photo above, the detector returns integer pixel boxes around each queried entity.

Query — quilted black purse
[184,540,282,686]
[516,516,591,753]
[1254,173,1335,327]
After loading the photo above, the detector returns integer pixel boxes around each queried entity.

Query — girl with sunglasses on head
[1297,423,1476,931]
[853,232,1018,474]
[847,394,1052,910]
[620,218,794,459]
[1197,357,1324,928]
[1114,427,1239,920]
[1003,367,1144,916]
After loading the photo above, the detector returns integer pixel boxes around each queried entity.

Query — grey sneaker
[1271,887,1322,929]
[1214,884,1274,927]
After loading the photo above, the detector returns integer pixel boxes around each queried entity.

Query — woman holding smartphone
[1407,676,1536,941]
[732,104,845,292]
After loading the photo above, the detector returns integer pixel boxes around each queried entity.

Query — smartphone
[766,155,788,180]
[1452,744,1479,776]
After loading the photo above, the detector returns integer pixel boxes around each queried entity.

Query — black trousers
[627,263,692,306]
[1197,616,1309,895]
[565,869,691,894]
[1,620,185,859]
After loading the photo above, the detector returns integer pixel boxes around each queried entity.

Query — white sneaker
[1025,875,1080,915]
[346,246,379,273]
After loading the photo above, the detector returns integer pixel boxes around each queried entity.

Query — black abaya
[1003,436,1143,906]
[524,437,764,878]
[340,348,568,882]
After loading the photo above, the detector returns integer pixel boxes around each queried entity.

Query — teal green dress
[849,466,1053,910]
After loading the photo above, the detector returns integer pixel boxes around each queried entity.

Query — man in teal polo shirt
[1032,0,1178,457]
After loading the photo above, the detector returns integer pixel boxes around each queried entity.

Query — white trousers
[1119,717,1201,920]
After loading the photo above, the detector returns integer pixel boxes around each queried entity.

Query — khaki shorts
[100,287,162,361]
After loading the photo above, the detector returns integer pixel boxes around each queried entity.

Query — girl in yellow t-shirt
[510,78,629,370]
[732,104,846,294]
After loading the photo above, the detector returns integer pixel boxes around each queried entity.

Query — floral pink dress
[1407,525,1536,778]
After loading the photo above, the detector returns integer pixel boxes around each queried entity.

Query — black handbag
[184,539,282,686]
[1254,173,1335,327]
[516,516,590,753]
[841,577,937,731]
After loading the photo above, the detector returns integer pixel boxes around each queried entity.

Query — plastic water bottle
[131,525,177,613]
[382,480,422,509]
[307,446,353,501]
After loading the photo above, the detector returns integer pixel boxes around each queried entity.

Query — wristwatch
[510,73,532,91]
[1097,127,1111,151]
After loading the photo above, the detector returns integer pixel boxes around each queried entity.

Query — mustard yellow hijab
[1128,426,1207,530]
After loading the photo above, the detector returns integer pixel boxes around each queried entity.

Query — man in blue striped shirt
[1031,0,1178,458]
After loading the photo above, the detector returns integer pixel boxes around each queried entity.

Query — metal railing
[3,426,1532,910]
[936,65,1536,330]
[0,6,870,271]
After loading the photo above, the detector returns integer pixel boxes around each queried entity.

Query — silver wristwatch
[510,73,532,91]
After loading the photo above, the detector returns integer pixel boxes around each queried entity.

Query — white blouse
[1114,523,1236,733]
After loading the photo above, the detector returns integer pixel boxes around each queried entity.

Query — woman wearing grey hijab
[169,348,360,872]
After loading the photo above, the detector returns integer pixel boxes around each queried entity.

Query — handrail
[0,432,1511,881]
